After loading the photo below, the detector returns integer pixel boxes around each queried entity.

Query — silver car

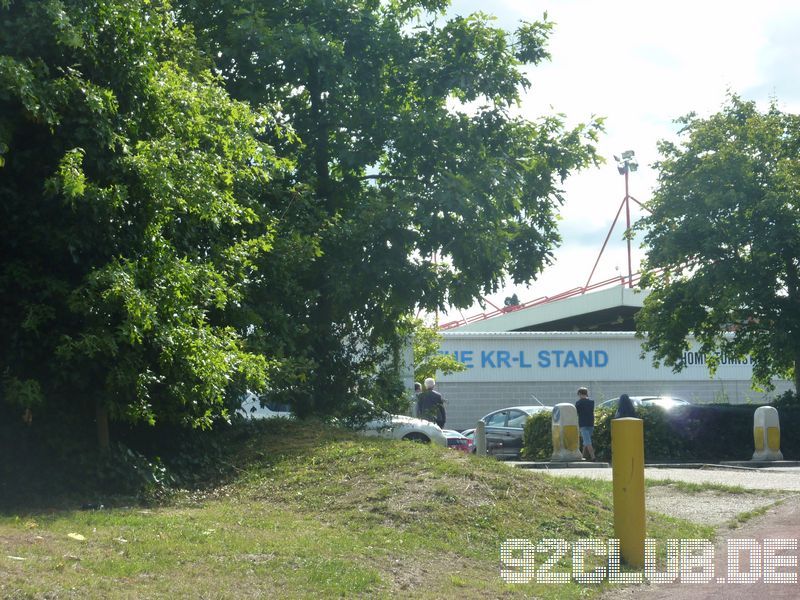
[479,405,552,459]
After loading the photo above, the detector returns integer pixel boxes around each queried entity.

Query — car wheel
[402,432,430,443]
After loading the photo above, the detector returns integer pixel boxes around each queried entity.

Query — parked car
[239,394,447,446]
[442,429,472,453]
[358,411,447,446]
[479,405,553,459]
[236,392,293,419]
[598,396,690,412]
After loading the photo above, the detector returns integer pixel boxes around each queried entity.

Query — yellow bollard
[752,406,783,461]
[612,418,645,568]
[550,403,583,462]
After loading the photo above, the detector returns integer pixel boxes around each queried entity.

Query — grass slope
[0,420,713,599]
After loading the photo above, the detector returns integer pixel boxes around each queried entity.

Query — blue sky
[442,0,800,320]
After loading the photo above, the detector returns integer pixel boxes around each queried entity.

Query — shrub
[520,412,552,460]
[771,390,800,409]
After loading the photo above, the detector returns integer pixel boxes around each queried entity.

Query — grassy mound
[0,420,712,599]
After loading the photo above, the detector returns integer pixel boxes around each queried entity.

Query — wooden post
[475,420,487,456]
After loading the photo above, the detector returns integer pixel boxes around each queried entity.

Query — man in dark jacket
[575,386,595,460]
[416,378,446,428]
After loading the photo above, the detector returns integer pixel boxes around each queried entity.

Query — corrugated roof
[445,286,648,332]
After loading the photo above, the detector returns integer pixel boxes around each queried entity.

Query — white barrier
[752,405,783,461]
[551,403,583,462]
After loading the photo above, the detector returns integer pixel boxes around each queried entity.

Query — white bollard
[752,405,783,461]
[551,403,583,462]
[475,420,487,456]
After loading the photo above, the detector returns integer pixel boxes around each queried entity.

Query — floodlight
[615,150,637,174]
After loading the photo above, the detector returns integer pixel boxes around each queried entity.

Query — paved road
[599,496,800,599]
[540,466,800,491]
[529,465,800,598]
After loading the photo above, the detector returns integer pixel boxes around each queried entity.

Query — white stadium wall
[436,331,793,430]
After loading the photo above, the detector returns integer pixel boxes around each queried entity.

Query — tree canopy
[0,0,292,443]
[1,0,602,440]
[178,0,602,414]
[637,95,800,392]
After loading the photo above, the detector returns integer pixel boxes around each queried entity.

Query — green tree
[0,0,291,446]
[407,318,465,383]
[637,95,800,392]
[178,0,602,415]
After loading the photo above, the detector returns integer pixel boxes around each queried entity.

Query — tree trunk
[96,401,110,452]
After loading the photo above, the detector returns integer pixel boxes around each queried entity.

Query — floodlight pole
[624,166,633,288]
[583,151,642,292]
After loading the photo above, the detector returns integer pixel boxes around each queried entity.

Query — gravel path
[541,466,800,492]
[645,486,791,526]
[536,466,800,525]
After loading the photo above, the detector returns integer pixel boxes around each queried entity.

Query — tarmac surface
[599,496,800,599]
[528,465,800,598]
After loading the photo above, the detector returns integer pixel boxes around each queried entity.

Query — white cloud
[442,0,800,322]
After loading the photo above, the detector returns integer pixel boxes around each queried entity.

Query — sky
[440,0,800,324]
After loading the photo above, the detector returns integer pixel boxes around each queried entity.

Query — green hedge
[522,402,800,462]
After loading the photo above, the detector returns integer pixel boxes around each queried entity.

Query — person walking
[575,386,596,461]
[416,378,446,428]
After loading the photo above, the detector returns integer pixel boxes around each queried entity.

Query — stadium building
[435,286,793,430]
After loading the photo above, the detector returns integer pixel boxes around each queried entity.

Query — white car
[598,396,690,411]
[238,394,446,446]
[236,392,293,420]
[358,408,447,446]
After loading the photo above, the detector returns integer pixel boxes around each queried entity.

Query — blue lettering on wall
[443,349,610,369]
[497,350,511,368]
[564,351,578,367]
[551,350,564,366]
[538,350,550,368]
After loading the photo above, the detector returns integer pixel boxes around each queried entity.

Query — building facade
[436,331,792,430]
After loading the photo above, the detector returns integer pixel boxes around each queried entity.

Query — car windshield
[507,411,530,428]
